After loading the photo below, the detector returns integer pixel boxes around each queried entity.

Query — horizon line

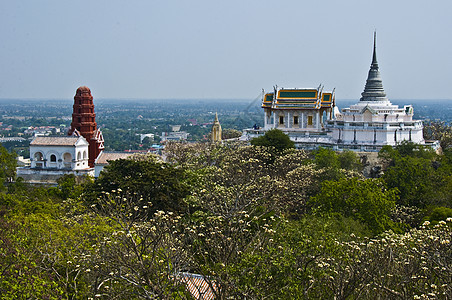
[1,98,452,102]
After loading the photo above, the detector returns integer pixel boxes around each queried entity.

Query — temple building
[211,112,222,142]
[242,33,430,151]
[16,136,94,183]
[243,86,337,149]
[16,86,104,183]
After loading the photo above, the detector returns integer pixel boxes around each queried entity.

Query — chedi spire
[68,86,104,167]
[360,32,389,102]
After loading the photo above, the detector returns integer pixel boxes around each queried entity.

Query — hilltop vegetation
[0,141,451,299]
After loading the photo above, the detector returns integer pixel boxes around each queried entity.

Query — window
[63,153,72,162]
[279,116,284,125]
[308,115,313,125]
[34,152,44,161]
[293,116,299,125]
[50,154,57,162]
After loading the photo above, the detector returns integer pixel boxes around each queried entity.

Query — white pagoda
[327,33,425,151]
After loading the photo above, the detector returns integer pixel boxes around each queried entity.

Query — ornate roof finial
[360,32,389,102]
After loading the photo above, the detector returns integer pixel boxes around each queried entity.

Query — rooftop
[263,87,335,110]
[30,136,83,146]
[95,151,133,165]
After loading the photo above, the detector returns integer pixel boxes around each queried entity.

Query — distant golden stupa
[211,112,222,142]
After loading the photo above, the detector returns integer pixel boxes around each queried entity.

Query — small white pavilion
[17,136,94,183]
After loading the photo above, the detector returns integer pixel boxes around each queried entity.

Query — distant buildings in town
[0,137,26,143]
[138,133,155,143]
[24,126,63,136]
[160,125,190,142]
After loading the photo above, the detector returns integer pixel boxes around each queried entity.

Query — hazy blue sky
[1,0,451,100]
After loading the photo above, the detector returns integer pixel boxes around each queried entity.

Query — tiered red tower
[68,86,104,167]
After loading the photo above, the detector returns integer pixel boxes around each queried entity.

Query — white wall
[30,144,90,170]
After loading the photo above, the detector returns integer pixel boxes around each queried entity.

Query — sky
[1,0,451,101]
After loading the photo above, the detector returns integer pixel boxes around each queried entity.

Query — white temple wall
[332,128,403,145]
[30,145,89,170]
[266,109,325,130]
[411,129,425,143]
[341,130,354,143]
[357,130,376,143]
[376,130,387,144]
[331,128,340,140]
[264,110,270,129]
[287,111,291,128]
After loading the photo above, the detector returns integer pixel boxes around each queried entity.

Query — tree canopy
[250,129,295,154]
[0,144,17,190]
[84,154,191,214]
[310,177,398,233]
[1,142,451,299]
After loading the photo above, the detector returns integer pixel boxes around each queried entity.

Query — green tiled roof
[279,90,317,99]
[262,93,273,108]
[321,93,332,107]
[262,88,334,110]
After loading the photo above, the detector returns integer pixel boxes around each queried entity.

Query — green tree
[313,148,363,172]
[311,148,364,183]
[395,141,436,159]
[338,150,363,172]
[85,196,190,299]
[51,174,87,200]
[0,190,113,299]
[379,142,451,209]
[84,154,191,214]
[382,155,438,208]
[222,128,242,140]
[310,177,398,233]
[0,144,17,190]
[250,129,294,155]
[313,147,340,169]
[423,206,452,224]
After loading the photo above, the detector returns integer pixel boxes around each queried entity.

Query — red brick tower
[68,86,104,167]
